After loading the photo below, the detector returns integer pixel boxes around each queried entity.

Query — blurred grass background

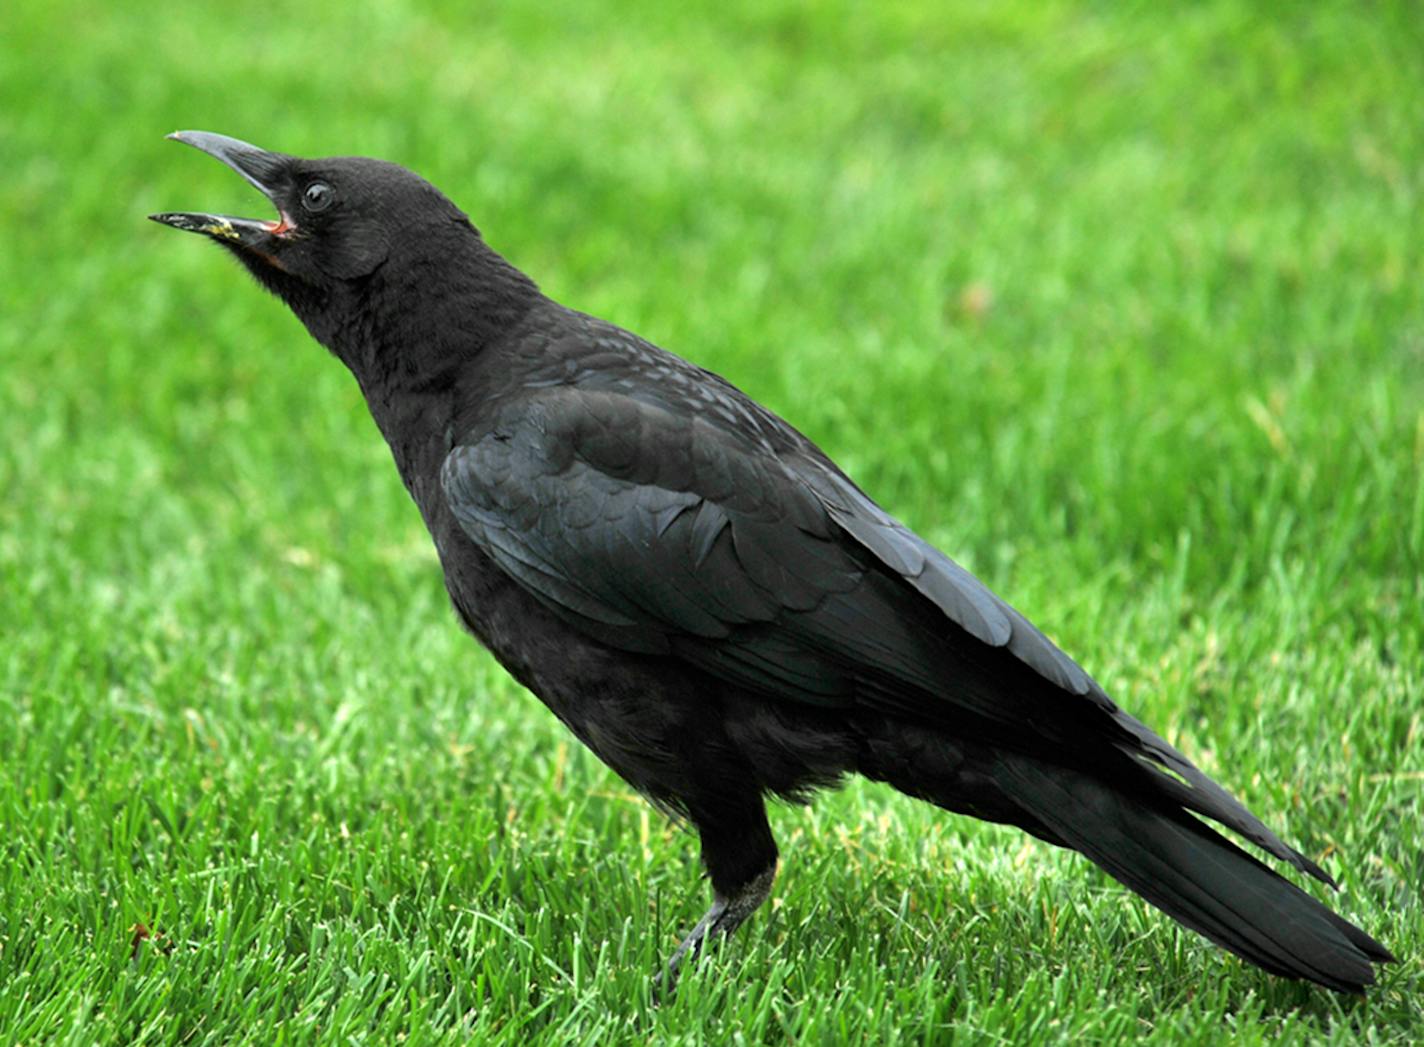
[1,0,1421,1042]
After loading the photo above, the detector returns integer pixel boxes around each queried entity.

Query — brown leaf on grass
[959,281,993,321]
[945,281,994,327]
[129,922,174,959]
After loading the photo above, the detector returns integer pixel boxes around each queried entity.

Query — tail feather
[991,755,1393,992]
[1110,709,1336,885]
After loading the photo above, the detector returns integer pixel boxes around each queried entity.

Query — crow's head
[152,131,538,370]
[152,131,480,312]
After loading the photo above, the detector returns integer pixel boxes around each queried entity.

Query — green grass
[2,0,1421,1042]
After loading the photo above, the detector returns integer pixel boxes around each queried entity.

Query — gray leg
[656,864,776,993]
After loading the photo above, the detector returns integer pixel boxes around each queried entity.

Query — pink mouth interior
[264,211,296,235]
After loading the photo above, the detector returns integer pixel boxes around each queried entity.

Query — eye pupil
[304,182,333,211]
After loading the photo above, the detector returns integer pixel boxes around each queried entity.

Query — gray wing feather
[442,385,1102,700]
[805,468,1096,697]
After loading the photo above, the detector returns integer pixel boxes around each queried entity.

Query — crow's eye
[303,181,334,212]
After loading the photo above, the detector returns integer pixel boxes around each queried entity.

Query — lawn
[1,0,1421,1042]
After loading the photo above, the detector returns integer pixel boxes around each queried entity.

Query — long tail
[990,754,1394,992]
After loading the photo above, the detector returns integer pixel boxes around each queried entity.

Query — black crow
[151,131,1392,992]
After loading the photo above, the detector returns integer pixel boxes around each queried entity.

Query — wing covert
[442,382,1106,712]
[440,387,863,675]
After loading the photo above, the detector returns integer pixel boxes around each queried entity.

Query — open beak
[149,131,293,246]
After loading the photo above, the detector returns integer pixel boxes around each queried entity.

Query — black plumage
[152,131,1393,992]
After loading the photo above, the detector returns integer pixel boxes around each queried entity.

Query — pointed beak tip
[148,211,201,233]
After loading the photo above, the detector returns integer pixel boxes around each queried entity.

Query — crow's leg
[659,866,776,987]
[657,796,778,992]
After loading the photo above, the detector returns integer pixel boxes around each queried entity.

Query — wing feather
[440,355,1330,884]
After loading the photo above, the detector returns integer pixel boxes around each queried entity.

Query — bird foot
[654,865,776,997]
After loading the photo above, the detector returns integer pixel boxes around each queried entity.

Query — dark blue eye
[303,181,334,212]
